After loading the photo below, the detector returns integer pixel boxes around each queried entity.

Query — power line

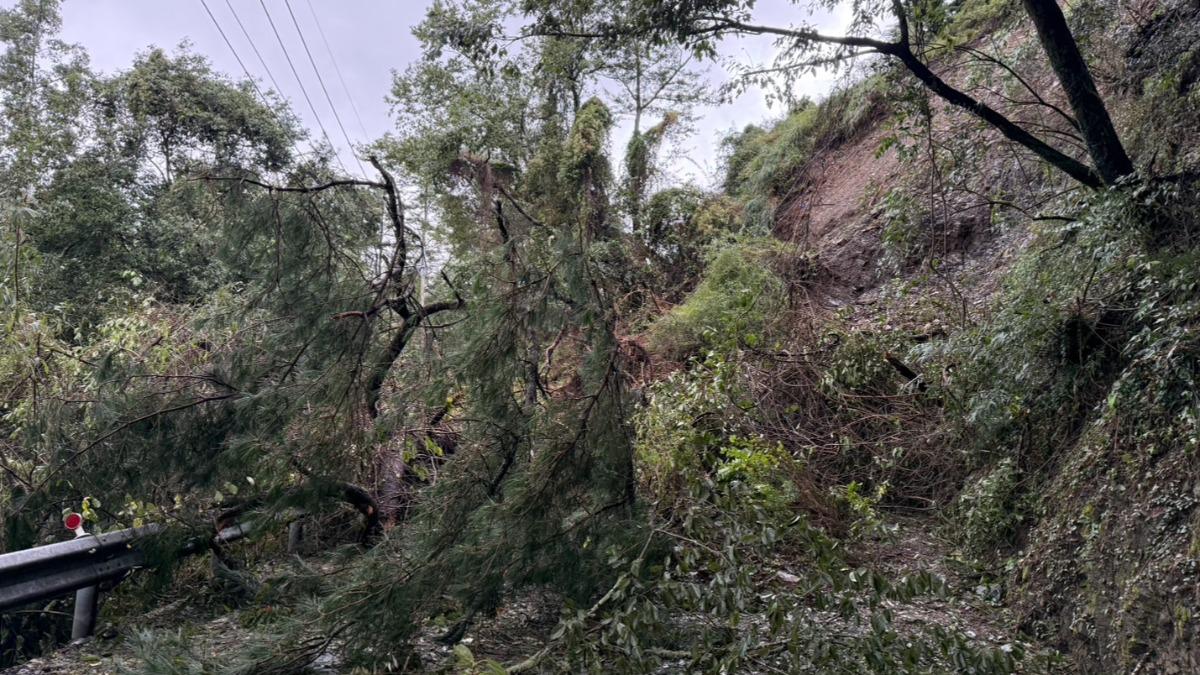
[258,0,350,175]
[198,0,270,108]
[223,0,286,99]
[200,0,380,270]
[304,0,369,140]
[283,0,366,177]
[200,0,322,167]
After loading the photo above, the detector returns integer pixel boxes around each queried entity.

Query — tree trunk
[893,45,1104,188]
[630,51,644,234]
[1021,0,1134,184]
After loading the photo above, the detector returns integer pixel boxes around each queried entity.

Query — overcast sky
[42,0,850,186]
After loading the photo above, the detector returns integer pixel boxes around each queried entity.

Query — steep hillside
[3,0,1199,672]
[682,0,1200,672]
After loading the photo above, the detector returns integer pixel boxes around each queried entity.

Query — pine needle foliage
[298,97,640,669]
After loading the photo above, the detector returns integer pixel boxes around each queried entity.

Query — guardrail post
[71,584,98,640]
[287,520,304,554]
[64,513,98,640]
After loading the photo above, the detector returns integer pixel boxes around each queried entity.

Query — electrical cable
[199,0,271,108]
[258,0,350,174]
[223,0,286,99]
[303,0,370,140]
[200,0,326,167]
[283,0,366,176]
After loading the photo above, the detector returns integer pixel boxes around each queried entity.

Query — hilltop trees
[522,0,1136,189]
[116,48,296,183]
[608,42,708,233]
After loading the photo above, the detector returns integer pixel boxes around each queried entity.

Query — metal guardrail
[0,521,251,639]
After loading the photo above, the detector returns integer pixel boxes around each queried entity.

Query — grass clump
[937,0,1018,46]
[720,75,890,231]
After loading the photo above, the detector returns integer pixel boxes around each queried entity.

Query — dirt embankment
[759,3,1200,672]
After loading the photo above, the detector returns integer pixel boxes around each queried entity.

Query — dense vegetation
[2,0,1199,672]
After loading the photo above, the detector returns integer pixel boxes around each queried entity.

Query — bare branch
[193,174,384,193]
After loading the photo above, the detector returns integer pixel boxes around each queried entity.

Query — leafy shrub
[647,237,789,359]
[833,480,898,541]
[821,329,907,395]
[949,458,1023,554]
[879,187,932,271]
[641,187,739,293]
[635,352,799,513]
[720,123,767,195]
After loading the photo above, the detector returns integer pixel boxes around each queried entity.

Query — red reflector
[64,512,83,530]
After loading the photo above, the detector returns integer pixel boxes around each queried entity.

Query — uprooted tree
[299,78,644,665]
